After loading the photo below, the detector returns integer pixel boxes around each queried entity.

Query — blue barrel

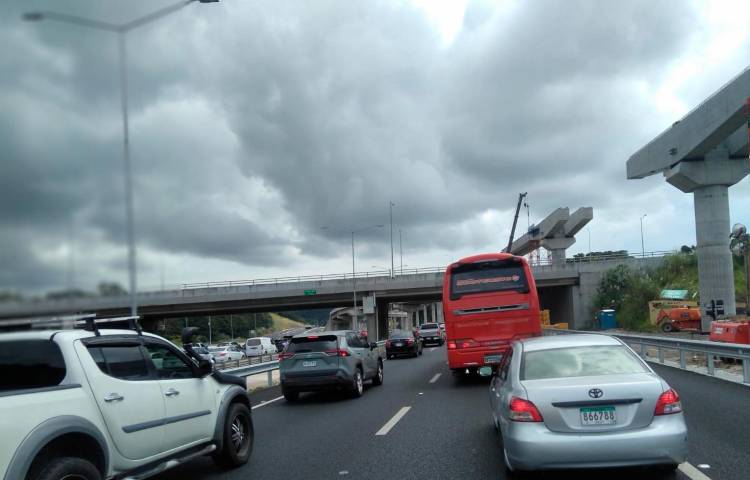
[598,309,617,330]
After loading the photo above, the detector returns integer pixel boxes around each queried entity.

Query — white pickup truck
[0,321,253,480]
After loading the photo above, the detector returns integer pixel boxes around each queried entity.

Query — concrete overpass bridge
[0,253,669,339]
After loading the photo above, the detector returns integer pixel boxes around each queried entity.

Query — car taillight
[324,349,351,357]
[386,340,392,348]
[449,338,479,349]
[654,388,682,415]
[509,396,543,422]
[406,338,414,345]
[219,352,226,356]
[279,352,295,360]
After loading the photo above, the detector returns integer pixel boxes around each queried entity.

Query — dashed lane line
[678,462,712,480]
[429,373,442,383]
[375,406,412,436]
[251,395,284,409]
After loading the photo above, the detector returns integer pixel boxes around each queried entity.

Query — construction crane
[504,192,527,253]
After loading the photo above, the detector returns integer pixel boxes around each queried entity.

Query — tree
[98,282,127,297]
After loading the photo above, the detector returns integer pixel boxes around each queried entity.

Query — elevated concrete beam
[563,207,594,237]
[627,66,750,178]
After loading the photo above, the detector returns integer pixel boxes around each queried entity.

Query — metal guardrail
[545,328,750,384]
[179,251,675,290]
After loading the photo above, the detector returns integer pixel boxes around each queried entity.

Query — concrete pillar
[693,185,735,323]
[665,150,749,330]
[421,305,427,325]
[431,303,437,323]
[542,237,575,267]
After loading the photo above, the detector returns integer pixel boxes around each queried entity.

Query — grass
[269,313,306,331]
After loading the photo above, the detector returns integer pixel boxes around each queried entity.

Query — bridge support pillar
[665,150,749,330]
[542,237,575,267]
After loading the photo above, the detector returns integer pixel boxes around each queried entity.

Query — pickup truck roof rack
[0,313,95,332]
[78,315,143,337]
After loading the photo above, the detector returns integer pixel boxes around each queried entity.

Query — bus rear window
[450,260,528,299]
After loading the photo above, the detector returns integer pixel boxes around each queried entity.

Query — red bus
[442,253,541,374]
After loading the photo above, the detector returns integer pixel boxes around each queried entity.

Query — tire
[372,361,384,386]
[213,402,254,468]
[35,456,101,480]
[350,368,364,398]
[282,387,299,402]
[661,322,675,333]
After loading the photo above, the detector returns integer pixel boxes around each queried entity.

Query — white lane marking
[375,406,411,436]
[429,348,436,352]
[429,373,442,383]
[679,462,712,480]
[338,471,349,476]
[251,395,284,409]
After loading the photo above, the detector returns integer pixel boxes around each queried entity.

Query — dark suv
[279,330,383,401]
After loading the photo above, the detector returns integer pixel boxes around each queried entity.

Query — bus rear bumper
[448,348,508,370]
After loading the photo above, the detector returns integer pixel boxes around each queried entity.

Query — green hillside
[594,251,747,331]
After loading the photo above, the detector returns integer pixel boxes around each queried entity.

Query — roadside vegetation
[593,248,747,331]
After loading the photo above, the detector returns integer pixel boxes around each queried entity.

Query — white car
[245,337,277,356]
[0,320,253,480]
[209,344,245,362]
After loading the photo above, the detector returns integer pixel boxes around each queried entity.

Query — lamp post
[23,0,219,317]
[640,214,647,257]
[389,201,395,278]
[322,224,384,329]
[399,229,403,275]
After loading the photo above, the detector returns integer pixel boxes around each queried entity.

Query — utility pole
[640,214,647,257]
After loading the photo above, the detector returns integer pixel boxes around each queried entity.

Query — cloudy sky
[2,0,750,294]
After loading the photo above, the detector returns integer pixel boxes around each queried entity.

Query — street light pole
[389,201,395,278]
[22,0,219,317]
[399,229,403,275]
[322,224,384,330]
[640,214,647,257]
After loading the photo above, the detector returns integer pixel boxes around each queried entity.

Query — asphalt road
[153,347,747,480]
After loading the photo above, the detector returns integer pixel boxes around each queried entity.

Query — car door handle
[103,393,124,402]
[165,388,180,397]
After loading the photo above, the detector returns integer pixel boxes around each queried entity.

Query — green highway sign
[303,289,317,296]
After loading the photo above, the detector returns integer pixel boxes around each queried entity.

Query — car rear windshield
[287,335,338,353]
[0,340,66,392]
[450,259,528,299]
[420,323,439,330]
[389,331,413,339]
[247,339,261,346]
[522,345,648,381]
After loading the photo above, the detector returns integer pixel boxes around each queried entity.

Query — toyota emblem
[588,388,603,399]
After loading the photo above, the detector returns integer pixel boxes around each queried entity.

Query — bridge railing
[179,250,675,291]
[545,328,750,384]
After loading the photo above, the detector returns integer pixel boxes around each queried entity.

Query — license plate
[580,407,616,425]
[484,355,502,364]
[302,361,317,367]
[394,342,403,347]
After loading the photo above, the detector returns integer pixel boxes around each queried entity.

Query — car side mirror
[369,342,378,350]
[197,359,213,376]
[478,366,493,377]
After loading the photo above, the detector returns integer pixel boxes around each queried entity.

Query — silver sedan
[482,334,687,473]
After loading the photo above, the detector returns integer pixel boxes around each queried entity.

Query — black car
[386,330,422,359]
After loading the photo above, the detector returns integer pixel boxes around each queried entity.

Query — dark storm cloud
[0,0,725,293]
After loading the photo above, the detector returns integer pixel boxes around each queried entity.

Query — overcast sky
[2,0,750,294]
